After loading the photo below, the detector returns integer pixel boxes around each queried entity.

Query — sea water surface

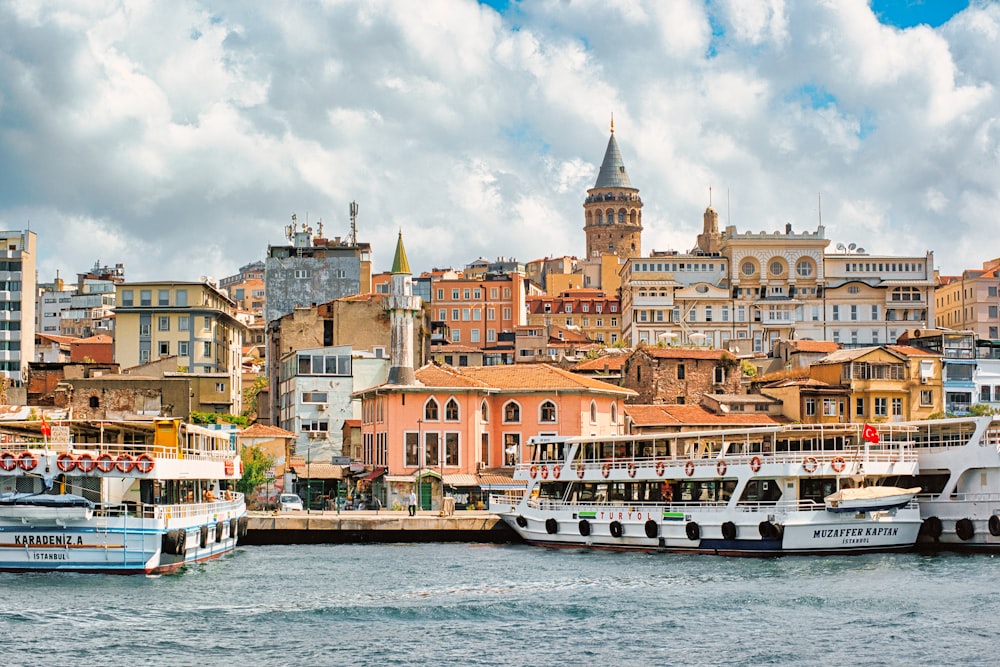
[1,544,996,666]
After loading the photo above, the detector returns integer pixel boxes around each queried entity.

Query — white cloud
[0,0,997,285]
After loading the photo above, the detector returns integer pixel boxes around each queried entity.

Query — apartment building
[0,229,36,384]
[429,272,527,364]
[935,257,1000,339]
[114,280,246,413]
[525,288,621,345]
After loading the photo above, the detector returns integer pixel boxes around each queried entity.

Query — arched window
[481,400,489,422]
[589,401,598,424]
[610,402,618,424]
[445,398,459,421]
[424,398,439,421]
[539,400,557,423]
[503,401,521,424]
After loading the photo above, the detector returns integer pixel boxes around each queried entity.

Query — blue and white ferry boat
[492,424,922,556]
[0,418,247,574]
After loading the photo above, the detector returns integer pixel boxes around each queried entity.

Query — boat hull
[500,505,922,557]
[0,512,247,574]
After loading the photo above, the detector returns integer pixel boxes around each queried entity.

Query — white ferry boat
[0,418,247,574]
[492,424,923,556]
[869,415,1000,551]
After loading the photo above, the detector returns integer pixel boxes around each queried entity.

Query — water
[1,544,996,666]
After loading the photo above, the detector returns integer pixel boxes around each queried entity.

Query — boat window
[800,477,838,504]
[738,479,783,503]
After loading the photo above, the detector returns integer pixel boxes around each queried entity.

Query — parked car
[279,494,304,512]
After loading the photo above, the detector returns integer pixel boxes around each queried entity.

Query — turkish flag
[862,423,879,444]
[40,415,51,437]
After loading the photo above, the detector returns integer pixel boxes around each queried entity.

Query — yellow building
[114,280,246,413]
[808,344,943,422]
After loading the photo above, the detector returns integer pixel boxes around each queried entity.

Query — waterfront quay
[243,509,521,545]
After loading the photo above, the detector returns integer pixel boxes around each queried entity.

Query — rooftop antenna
[818,192,822,227]
[316,219,323,239]
[285,213,297,242]
[709,186,712,207]
[349,201,359,245]
[727,188,731,226]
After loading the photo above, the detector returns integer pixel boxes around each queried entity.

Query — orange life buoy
[135,453,155,474]
[0,451,16,471]
[803,456,819,473]
[655,460,666,477]
[56,453,76,472]
[529,465,538,479]
[601,463,611,479]
[96,453,115,473]
[685,460,695,477]
[76,453,96,473]
[716,459,727,476]
[750,456,762,472]
[831,456,846,473]
[116,454,135,474]
[540,465,549,480]
[552,465,562,480]
[627,462,636,478]
[18,451,38,472]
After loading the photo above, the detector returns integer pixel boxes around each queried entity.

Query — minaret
[386,232,421,385]
[583,116,643,260]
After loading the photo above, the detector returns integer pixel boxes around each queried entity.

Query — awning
[355,466,386,482]
[443,474,479,487]
[289,463,348,480]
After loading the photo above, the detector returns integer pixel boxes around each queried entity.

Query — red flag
[40,415,51,438]
[862,423,879,444]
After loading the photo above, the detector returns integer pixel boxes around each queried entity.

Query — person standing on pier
[408,489,418,517]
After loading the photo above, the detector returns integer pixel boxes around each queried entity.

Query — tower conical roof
[391,231,410,275]
[594,133,632,189]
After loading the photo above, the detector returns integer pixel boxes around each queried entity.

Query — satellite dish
[856,248,865,254]
[848,243,857,251]
[836,243,846,252]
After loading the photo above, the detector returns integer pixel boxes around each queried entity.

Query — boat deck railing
[0,441,237,463]
[519,444,916,477]
[490,493,912,514]
[92,494,245,520]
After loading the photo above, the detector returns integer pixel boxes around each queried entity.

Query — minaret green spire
[391,230,411,275]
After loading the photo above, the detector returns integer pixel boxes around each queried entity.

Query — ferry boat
[0,418,247,574]
[870,415,1000,551]
[492,424,923,556]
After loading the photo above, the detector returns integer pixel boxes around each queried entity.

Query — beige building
[525,289,621,345]
[114,280,246,414]
[935,258,1000,339]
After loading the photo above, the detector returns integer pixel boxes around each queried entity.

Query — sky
[1,0,997,285]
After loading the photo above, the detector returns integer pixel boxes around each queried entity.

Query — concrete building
[277,345,388,462]
[525,289,621,345]
[0,229,37,385]
[263,217,372,325]
[429,271,527,364]
[935,257,1000,339]
[114,279,246,414]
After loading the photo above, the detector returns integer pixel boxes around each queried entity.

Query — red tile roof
[787,340,839,353]
[571,355,628,372]
[637,347,732,361]
[241,423,297,438]
[413,363,635,396]
[624,404,788,427]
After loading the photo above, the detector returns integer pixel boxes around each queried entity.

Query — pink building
[353,363,635,509]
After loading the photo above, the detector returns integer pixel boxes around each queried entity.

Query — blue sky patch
[870,0,970,29]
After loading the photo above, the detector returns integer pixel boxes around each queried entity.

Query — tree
[967,404,997,417]
[190,411,250,428]
[242,376,269,420]
[237,444,274,500]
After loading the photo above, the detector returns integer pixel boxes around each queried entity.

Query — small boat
[492,423,923,556]
[0,418,247,574]
[824,486,922,513]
